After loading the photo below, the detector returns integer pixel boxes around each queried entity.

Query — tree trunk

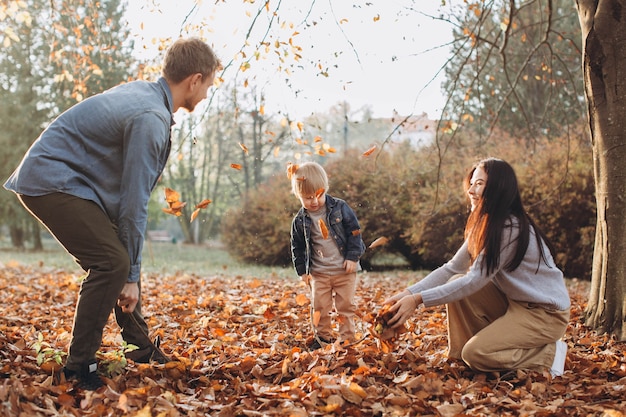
[577,0,626,341]
[9,224,25,249]
[31,220,43,251]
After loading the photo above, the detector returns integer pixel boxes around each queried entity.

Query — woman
[383,158,570,376]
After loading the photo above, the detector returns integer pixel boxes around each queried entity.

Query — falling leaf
[286,162,298,180]
[362,145,377,157]
[162,207,183,217]
[238,143,249,155]
[369,236,389,249]
[162,188,186,217]
[169,201,186,210]
[164,187,180,204]
[196,199,212,209]
[319,219,329,239]
[315,188,325,199]
[190,208,201,223]
[231,163,242,170]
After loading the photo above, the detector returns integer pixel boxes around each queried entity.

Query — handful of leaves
[373,304,394,336]
[369,304,408,352]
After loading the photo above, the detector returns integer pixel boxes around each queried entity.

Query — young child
[288,161,366,350]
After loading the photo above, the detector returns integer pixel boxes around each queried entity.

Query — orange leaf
[162,207,183,217]
[319,219,329,239]
[369,236,389,248]
[286,162,298,180]
[164,187,180,203]
[362,145,377,157]
[195,199,212,209]
[169,201,187,210]
[190,208,200,222]
[263,306,275,320]
[238,143,249,155]
[231,163,242,170]
[312,310,321,327]
[212,327,227,337]
[295,293,308,306]
[315,188,325,199]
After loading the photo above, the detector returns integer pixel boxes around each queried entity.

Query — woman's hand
[384,291,422,329]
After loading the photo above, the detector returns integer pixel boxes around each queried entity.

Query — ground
[0,264,624,416]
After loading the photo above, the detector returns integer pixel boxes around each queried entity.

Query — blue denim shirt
[290,194,366,276]
[4,78,174,283]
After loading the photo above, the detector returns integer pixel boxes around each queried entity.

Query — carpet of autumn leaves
[1,263,625,416]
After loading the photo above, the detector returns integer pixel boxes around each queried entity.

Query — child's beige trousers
[310,272,357,342]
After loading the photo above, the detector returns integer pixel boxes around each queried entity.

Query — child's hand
[343,260,357,273]
[301,274,312,286]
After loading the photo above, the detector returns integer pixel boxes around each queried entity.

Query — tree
[442,0,584,141]
[0,1,47,248]
[0,0,135,248]
[577,0,626,340]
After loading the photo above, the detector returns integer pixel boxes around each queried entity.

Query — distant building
[385,112,436,148]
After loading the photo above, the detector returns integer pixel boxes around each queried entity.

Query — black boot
[62,361,104,390]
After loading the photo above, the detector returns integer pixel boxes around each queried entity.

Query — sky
[124,0,455,120]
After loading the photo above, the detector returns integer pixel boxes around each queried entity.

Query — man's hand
[301,274,312,286]
[117,282,139,313]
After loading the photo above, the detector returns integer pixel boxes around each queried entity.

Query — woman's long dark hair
[464,158,556,275]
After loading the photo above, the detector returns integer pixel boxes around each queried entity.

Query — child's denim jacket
[290,194,366,276]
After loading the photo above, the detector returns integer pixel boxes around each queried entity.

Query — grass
[0,237,295,280]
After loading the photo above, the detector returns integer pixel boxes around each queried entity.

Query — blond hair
[288,161,329,197]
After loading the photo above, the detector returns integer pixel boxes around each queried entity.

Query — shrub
[220,174,298,267]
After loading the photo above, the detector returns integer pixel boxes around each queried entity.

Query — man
[4,37,221,390]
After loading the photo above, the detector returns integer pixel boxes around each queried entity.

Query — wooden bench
[147,230,173,243]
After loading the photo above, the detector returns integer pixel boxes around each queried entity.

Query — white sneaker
[550,340,567,377]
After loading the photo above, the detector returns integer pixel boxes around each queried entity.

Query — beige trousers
[310,272,357,341]
[446,279,569,372]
